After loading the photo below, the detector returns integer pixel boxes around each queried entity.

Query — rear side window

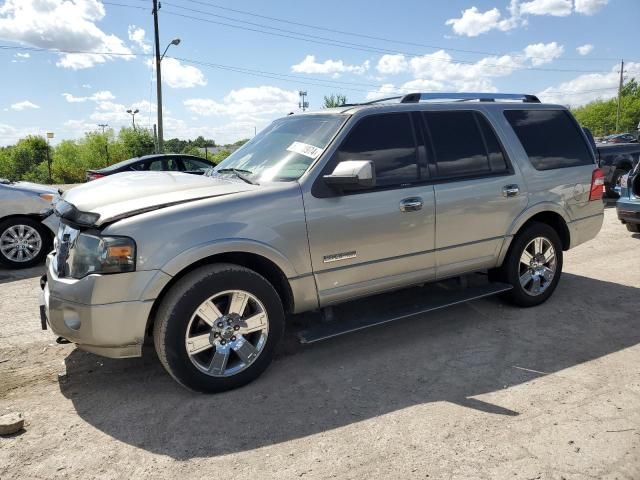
[504,109,594,170]
[336,113,418,187]
[422,111,508,177]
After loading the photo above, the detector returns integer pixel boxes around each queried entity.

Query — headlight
[67,234,136,279]
[39,193,58,203]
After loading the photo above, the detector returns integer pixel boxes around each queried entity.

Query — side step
[298,279,512,344]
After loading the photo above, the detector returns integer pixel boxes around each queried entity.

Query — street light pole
[126,109,139,130]
[153,0,164,153]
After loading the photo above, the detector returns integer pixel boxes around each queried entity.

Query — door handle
[399,197,423,212]
[502,184,520,197]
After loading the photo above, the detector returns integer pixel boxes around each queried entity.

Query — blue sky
[0,0,638,146]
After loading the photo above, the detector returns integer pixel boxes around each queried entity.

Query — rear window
[504,109,594,170]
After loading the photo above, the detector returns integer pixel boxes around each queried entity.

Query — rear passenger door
[419,110,528,279]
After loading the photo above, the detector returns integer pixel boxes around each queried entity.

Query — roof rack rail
[399,92,541,103]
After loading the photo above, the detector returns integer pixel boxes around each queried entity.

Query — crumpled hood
[61,171,256,226]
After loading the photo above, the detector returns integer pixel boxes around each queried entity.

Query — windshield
[210,114,346,182]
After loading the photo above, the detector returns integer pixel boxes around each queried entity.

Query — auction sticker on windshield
[286,141,324,159]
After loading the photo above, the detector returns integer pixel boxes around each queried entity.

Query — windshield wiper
[215,168,258,185]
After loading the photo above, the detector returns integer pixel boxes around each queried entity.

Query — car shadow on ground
[0,264,45,285]
[58,273,639,460]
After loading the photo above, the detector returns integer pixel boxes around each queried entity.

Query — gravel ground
[0,206,638,479]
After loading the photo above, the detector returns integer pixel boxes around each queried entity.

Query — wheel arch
[146,251,296,337]
[498,207,571,266]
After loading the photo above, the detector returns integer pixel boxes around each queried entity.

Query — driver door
[302,112,436,306]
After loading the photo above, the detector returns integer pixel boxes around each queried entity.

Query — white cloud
[445,6,517,37]
[520,0,572,16]
[62,90,115,103]
[376,54,408,75]
[10,100,39,111]
[291,55,369,76]
[128,25,151,53]
[574,0,609,15]
[447,0,609,37]
[146,58,207,88]
[365,83,401,101]
[0,0,133,70]
[524,41,564,65]
[537,62,640,106]
[366,42,564,100]
[14,52,29,58]
[89,99,156,125]
[576,43,594,55]
[185,86,298,120]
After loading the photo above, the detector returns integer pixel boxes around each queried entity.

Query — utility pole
[98,123,108,134]
[153,0,164,152]
[46,132,54,184]
[616,59,624,133]
[298,91,308,112]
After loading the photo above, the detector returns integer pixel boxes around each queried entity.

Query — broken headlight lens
[67,234,136,279]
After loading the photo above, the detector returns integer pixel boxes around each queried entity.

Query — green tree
[231,138,250,147]
[51,140,83,183]
[116,127,155,159]
[572,77,640,136]
[164,138,188,154]
[181,145,207,159]
[323,94,348,108]
[3,136,50,181]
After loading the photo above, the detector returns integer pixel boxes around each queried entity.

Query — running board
[298,280,513,344]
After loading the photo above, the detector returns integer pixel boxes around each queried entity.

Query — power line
[0,43,622,98]
[179,0,629,63]
[102,1,611,74]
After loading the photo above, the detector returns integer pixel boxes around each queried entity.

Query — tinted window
[148,159,164,171]
[166,158,181,171]
[504,109,594,170]
[182,158,211,171]
[336,113,417,187]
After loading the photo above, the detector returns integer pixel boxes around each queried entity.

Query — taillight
[589,168,605,201]
[88,173,104,181]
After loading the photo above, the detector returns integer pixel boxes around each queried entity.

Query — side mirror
[323,160,376,190]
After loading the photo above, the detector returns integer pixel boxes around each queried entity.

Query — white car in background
[0,179,60,268]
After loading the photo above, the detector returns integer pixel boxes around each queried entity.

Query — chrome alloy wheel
[185,290,269,377]
[0,224,42,263]
[519,236,557,296]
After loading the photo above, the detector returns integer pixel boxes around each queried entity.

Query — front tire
[0,217,51,268]
[496,222,563,307]
[153,263,285,393]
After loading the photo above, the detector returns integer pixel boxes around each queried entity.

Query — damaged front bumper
[39,254,171,359]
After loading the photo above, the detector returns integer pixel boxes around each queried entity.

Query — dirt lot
[1,206,639,479]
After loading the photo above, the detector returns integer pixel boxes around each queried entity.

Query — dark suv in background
[86,154,214,181]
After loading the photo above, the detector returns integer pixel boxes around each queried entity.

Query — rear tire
[495,222,563,307]
[153,263,285,393]
[626,223,640,233]
[0,217,51,268]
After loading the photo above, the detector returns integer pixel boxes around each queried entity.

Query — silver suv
[41,93,605,392]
